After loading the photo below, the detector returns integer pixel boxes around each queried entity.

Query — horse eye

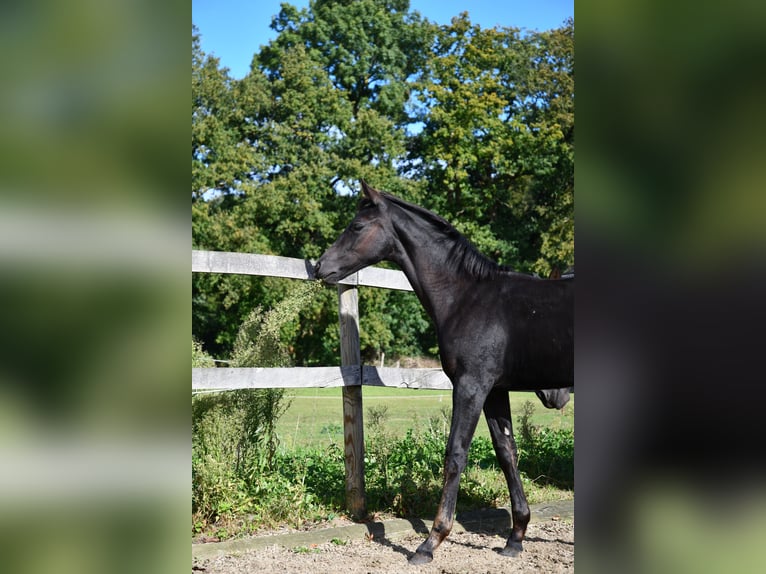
[351,222,365,232]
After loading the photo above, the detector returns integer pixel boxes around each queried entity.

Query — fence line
[192,249,413,291]
[192,366,452,392]
[193,249,434,519]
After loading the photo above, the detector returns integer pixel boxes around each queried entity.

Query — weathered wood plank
[192,367,359,390]
[192,250,314,281]
[356,266,413,291]
[192,366,453,391]
[363,366,453,390]
[192,250,413,291]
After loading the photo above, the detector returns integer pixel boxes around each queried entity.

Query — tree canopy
[192,2,573,364]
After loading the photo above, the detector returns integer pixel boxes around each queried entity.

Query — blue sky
[193,0,573,79]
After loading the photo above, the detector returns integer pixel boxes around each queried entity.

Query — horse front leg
[483,388,530,557]
[409,381,485,565]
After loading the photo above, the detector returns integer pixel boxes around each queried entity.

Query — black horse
[315,181,573,565]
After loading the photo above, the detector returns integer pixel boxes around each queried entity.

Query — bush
[192,415,573,538]
[192,338,216,367]
[360,400,573,520]
[516,400,574,488]
[363,427,441,517]
[192,283,321,529]
[192,388,291,525]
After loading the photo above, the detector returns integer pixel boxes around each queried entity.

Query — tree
[192,27,264,200]
[407,15,574,275]
[191,9,574,362]
[262,0,431,123]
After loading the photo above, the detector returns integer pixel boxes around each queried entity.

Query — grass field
[276,387,574,450]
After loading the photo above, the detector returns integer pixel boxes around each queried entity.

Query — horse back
[437,274,572,390]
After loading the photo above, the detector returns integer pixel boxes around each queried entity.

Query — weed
[366,404,389,431]
[230,281,322,368]
[320,422,343,437]
[192,283,321,530]
[292,545,320,554]
[330,537,347,546]
[192,422,572,539]
[516,400,574,488]
[518,400,537,444]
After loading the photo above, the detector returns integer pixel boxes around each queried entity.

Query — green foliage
[230,280,323,368]
[366,404,390,429]
[262,0,432,125]
[408,16,574,275]
[193,412,572,538]
[367,427,445,516]
[192,386,294,525]
[192,338,216,368]
[330,537,347,546]
[517,399,538,444]
[192,7,573,368]
[291,545,321,554]
[192,286,328,528]
[361,418,573,518]
[515,400,574,488]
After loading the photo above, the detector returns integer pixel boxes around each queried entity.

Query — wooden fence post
[337,283,367,520]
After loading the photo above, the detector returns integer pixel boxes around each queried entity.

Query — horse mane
[378,192,510,281]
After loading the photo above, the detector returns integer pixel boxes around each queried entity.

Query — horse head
[314,180,396,284]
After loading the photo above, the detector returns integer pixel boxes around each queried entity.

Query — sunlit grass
[276,387,573,449]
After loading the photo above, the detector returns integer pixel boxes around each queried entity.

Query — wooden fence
[192,249,451,519]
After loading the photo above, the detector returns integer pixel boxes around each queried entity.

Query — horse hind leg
[483,388,530,557]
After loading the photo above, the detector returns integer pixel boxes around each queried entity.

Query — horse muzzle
[313,258,338,284]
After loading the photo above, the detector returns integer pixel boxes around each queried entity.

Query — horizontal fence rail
[192,366,453,392]
[192,249,413,291]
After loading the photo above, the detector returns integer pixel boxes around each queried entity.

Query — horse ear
[360,179,382,205]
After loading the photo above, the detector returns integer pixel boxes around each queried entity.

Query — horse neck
[388,211,467,326]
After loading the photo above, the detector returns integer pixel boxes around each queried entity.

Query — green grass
[276,387,573,449]
[194,386,573,538]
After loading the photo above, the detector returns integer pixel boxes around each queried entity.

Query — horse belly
[504,322,573,389]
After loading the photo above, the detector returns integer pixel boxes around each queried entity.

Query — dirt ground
[194,519,574,574]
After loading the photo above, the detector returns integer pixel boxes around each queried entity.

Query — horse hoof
[500,541,523,557]
[408,551,433,565]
